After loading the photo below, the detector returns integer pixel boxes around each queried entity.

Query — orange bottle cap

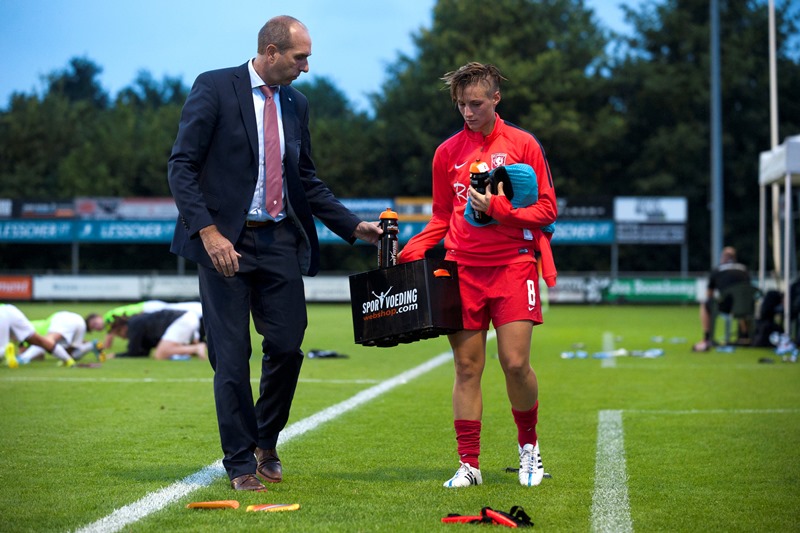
[469,161,490,173]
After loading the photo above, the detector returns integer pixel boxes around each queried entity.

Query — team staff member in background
[15,311,105,365]
[168,15,381,492]
[692,246,752,352]
[1,304,79,368]
[398,63,557,488]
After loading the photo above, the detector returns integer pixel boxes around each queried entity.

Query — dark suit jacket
[168,61,360,276]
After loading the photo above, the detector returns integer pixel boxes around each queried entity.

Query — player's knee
[501,358,532,379]
[153,342,177,360]
[454,359,483,381]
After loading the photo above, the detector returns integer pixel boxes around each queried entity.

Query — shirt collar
[465,113,502,142]
[248,59,280,94]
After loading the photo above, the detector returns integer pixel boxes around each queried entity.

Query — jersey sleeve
[398,146,453,262]
[487,144,557,228]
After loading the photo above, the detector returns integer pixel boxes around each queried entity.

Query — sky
[0,0,637,113]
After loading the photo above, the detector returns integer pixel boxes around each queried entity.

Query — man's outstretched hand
[353,221,382,245]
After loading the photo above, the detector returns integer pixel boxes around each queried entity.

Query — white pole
[760,0,778,293]
[784,173,792,335]
[759,185,765,290]
[767,0,790,335]
[768,0,782,287]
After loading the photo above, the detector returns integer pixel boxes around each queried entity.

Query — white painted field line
[612,364,782,371]
[591,409,633,533]
[1,376,379,384]
[600,357,617,368]
[625,408,800,415]
[588,407,800,533]
[71,347,459,533]
[73,462,226,533]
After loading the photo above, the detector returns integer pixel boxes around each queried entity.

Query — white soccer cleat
[518,442,544,486]
[443,461,482,488]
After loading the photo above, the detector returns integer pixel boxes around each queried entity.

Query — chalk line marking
[624,408,800,415]
[591,409,633,533]
[588,407,798,533]
[600,357,617,368]
[611,364,782,371]
[71,341,470,533]
[1,376,379,385]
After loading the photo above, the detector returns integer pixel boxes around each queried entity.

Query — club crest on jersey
[491,153,507,168]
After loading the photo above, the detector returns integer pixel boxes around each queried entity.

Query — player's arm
[398,148,453,262]
[488,148,557,228]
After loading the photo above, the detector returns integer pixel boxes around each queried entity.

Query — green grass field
[1,302,798,532]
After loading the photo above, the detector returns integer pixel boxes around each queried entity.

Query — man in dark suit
[168,15,381,492]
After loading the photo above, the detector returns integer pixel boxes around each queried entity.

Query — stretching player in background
[398,63,557,488]
[107,309,206,360]
[1,304,85,368]
[102,300,203,350]
[15,311,106,365]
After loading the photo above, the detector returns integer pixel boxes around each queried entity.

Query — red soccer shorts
[457,261,542,330]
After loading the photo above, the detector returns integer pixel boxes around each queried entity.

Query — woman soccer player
[398,62,557,488]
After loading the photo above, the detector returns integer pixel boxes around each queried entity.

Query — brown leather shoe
[255,447,283,483]
[230,473,267,492]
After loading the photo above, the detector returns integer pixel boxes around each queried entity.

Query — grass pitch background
[1,302,798,532]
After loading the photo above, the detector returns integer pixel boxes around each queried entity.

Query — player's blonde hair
[441,62,506,102]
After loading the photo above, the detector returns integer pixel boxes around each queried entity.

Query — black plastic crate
[349,258,463,347]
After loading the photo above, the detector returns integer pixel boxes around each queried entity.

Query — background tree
[372,0,613,199]
[46,56,110,109]
[2,0,799,275]
[372,0,619,272]
[0,92,85,197]
[0,57,110,198]
[294,76,384,198]
[609,0,799,271]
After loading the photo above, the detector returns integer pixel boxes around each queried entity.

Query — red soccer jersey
[400,114,557,267]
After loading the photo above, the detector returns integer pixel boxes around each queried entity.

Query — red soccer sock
[512,401,539,448]
[454,419,481,469]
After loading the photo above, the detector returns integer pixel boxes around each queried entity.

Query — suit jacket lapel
[279,87,298,161]
[233,62,259,162]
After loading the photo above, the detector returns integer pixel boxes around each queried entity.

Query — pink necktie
[259,85,282,217]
